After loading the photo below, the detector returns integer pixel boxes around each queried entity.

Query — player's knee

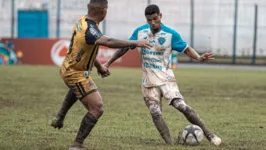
[171,98,195,114]
[88,102,104,118]
[95,103,104,116]
[171,98,185,111]
[149,103,162,117]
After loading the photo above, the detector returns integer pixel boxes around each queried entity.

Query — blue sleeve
[129,28,138,40]
[128,28,138,49]
[171,30,188,53]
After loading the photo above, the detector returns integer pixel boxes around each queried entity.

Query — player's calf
[51,90,77,129]
[71,112,98,149]
[69,91,103,149]
[149,103,172,144]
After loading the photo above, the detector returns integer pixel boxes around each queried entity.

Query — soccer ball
[178,125,204,146]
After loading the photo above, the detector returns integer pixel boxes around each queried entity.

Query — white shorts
[141,82,184,106]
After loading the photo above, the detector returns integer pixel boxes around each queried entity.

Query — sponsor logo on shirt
[141,48,164,56]
[144,62,162,70]
[143,57,162,63]
[89,27,101,39]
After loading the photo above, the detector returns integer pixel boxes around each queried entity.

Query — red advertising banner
[1,38,141,67]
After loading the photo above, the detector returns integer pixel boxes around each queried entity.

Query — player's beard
[152,28,160,33]
[151,24,161,33]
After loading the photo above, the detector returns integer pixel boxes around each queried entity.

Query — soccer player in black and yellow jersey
[51,0,151,149]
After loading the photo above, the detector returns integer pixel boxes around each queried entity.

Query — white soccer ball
[180,125,204,146]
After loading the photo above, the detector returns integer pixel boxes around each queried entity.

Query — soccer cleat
[51,117,64,129]
[68,147,84,150]
[68,143,84,150]
[208,134,222,146]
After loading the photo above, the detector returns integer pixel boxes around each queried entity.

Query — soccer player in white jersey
[104,4,222,146]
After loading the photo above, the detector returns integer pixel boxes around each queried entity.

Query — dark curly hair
[145,4,160,16]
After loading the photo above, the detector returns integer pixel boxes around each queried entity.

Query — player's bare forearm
[105,38,137,48]
[96,36,137,48]
[184,46,200,60]
[106,47,130,67]
[96,36,151,49]
[94,59,102,70]
[184,46,215,62]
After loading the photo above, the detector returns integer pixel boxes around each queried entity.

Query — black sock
[74,113,98,144]
[152,115,172,144]
[182,107,213,139]
[56,90,77,121]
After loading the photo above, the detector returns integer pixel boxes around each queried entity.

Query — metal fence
[0,0,266,64]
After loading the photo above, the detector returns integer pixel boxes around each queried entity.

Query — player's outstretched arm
[95,36,151,49]
[184,46,215,62]
[104,47,130,68]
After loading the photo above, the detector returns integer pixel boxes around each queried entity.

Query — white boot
[209,134,222,146]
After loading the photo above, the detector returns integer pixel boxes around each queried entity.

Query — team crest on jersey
[158,37,166,45]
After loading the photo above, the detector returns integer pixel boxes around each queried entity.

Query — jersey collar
[150,23,164,35]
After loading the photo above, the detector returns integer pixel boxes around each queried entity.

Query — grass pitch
[0,65,266,150]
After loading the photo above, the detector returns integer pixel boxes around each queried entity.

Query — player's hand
[135,40,152,49]
[199,52,215,62]
[100,63,111,78]
[97,65,110,78]
[102,62,109,69]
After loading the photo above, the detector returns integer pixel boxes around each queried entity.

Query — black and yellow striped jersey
[62,16,103,72]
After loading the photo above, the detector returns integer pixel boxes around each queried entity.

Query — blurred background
[0,0,266,66]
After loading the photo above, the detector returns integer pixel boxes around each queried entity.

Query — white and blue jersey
[129,24,188,87]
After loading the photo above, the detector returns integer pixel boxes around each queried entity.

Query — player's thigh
[80,90,103,118]
[160,82,184,104]
[66,75,103,115]
[81,90,103,111]
[142,85,162,108]
[65,89,78,100]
